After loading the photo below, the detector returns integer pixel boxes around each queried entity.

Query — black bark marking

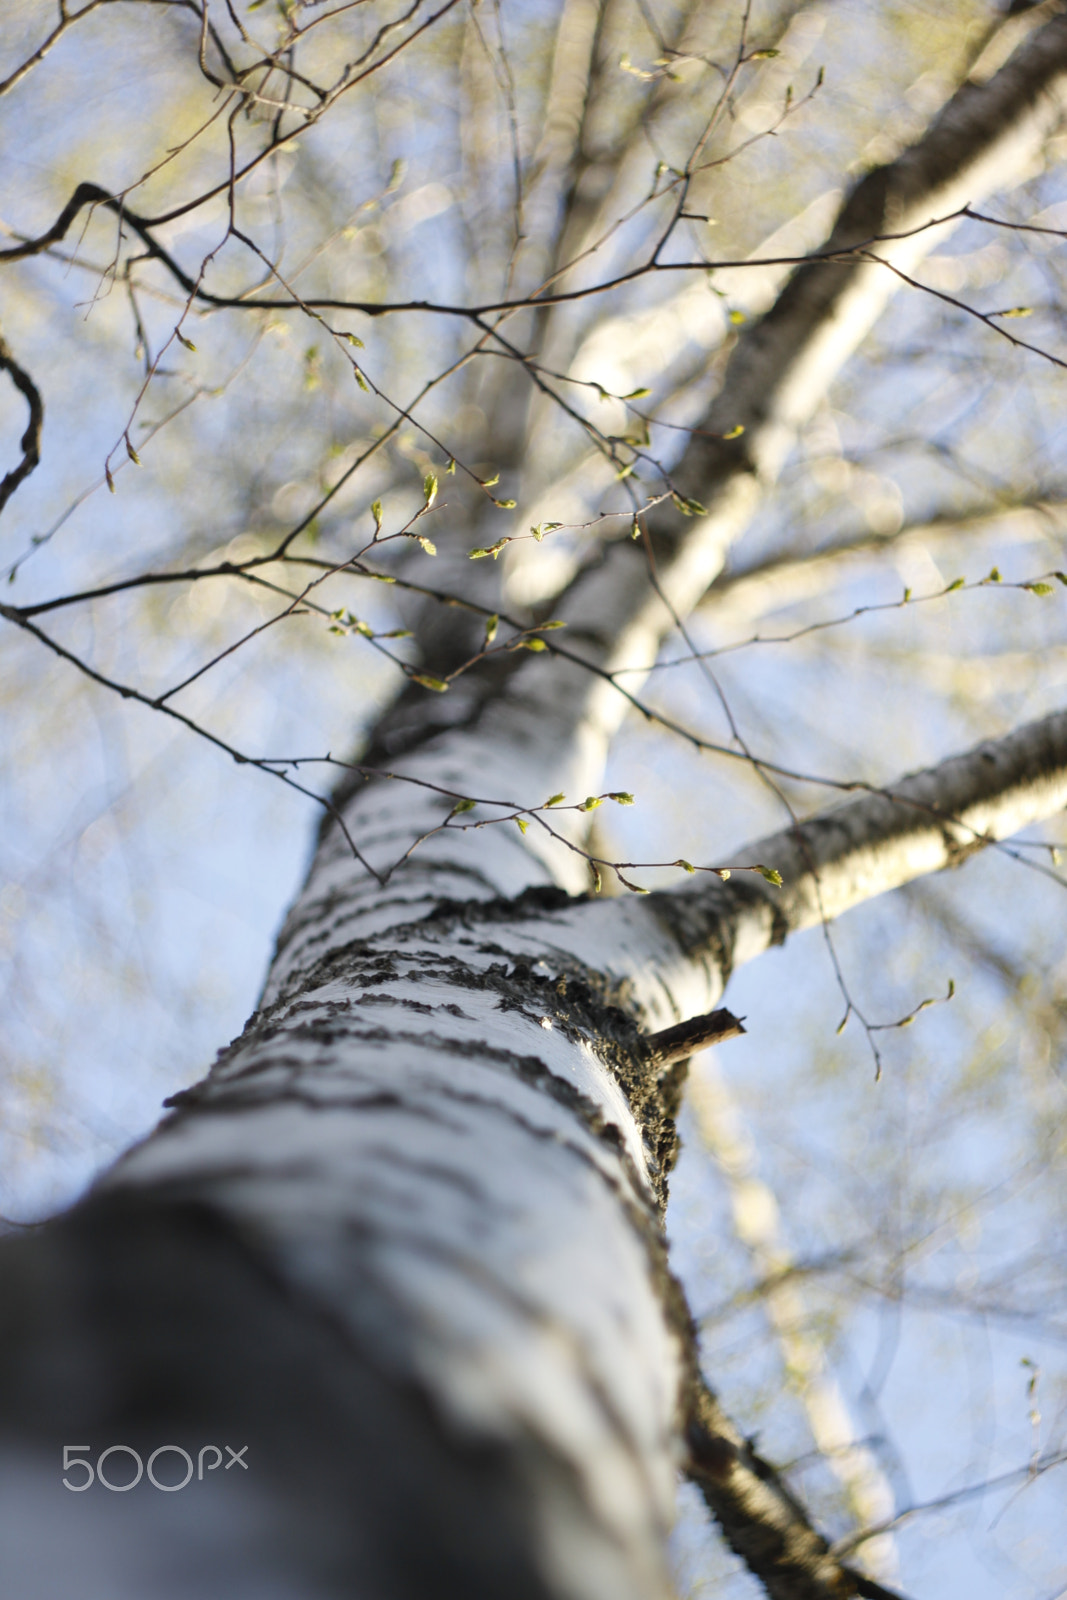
[173,923,694,1210]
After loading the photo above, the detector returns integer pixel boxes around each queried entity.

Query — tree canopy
[1,3,1067,1597]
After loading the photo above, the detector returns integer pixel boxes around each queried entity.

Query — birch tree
[2,4,1067,1598]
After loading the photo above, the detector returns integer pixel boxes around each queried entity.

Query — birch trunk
[3,18,1067,1600]
[2,709,1065,1599]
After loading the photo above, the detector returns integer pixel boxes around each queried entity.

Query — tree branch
[644,1009,745,1063]
[358,6,1067,906]
[713,703,1067,951]
[474,707,1067,1034]
[619,706,1067,1023]
[686,1380,912,1600]
[0,335,43,515]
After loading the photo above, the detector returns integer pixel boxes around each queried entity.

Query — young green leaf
[411,673,449,692]
[756,864,783,887]
[484,613,499,645]
[672,494,707,517]
[616,870,649,894]
[416,536,437,556]
[371,499,383,533]
[450,798,476,814]
[545,793,565,807]
[607,792,634,805]
[423,472,438,508]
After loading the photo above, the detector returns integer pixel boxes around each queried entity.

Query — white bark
[454,705,1067,1031]
[106,963,683,1600]
[4,21,1067,1600]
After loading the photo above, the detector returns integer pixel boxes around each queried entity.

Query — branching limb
[504,707,1067,1028]
[713,705,1067,950]
[0,0,108,100]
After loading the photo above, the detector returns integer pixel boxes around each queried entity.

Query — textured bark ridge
[1,870,694,1600]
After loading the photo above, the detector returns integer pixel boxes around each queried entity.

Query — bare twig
[0,335,43,515]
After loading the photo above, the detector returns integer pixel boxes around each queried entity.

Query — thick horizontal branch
[729,705,1067,941]
[493,707,1067,1033]
[628,707,1067,1005]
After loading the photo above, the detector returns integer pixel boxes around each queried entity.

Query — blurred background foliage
[1,1,1065,1595]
